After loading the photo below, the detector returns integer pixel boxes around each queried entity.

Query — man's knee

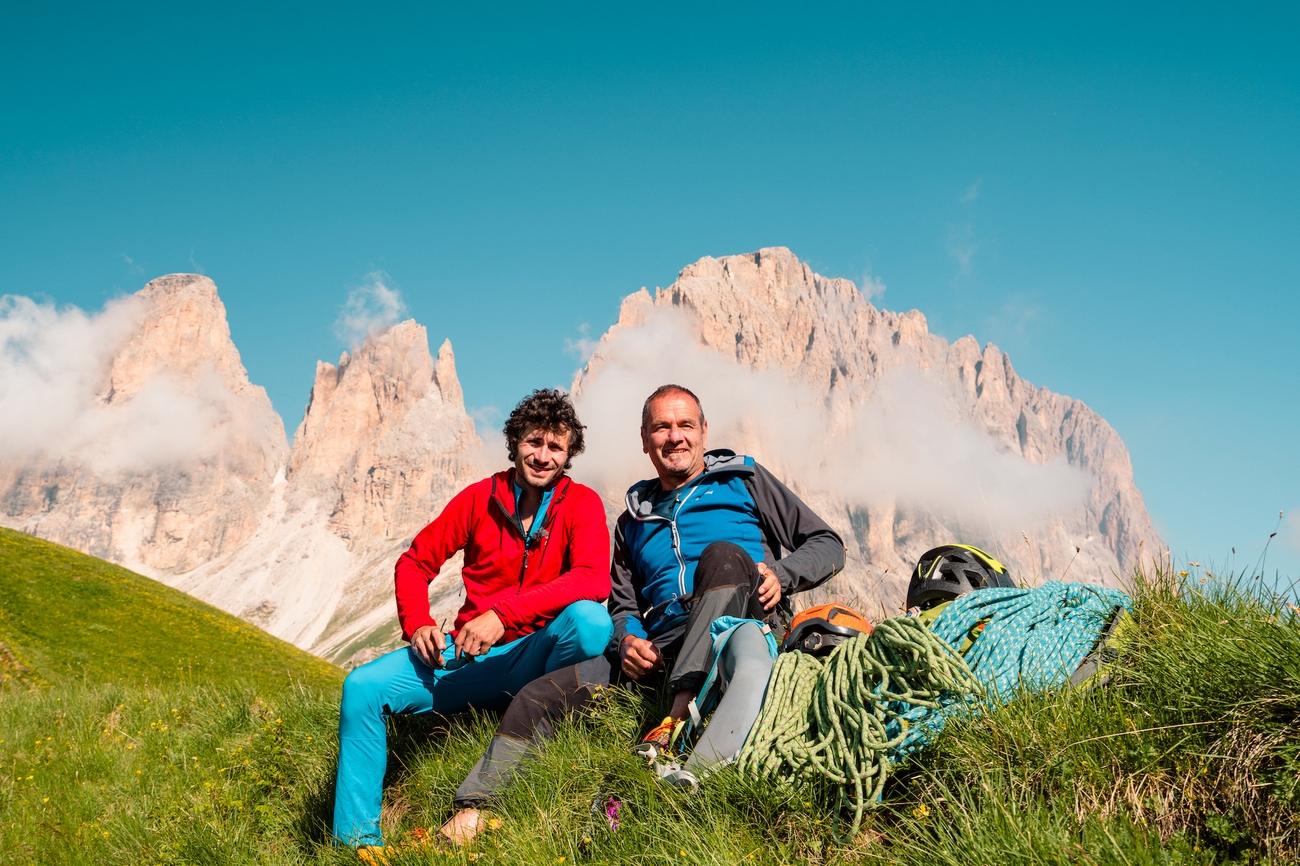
[695,541,758,594]
[724,622,775,677]
[340,662,388,721]
[499,672,573,739]
[554,600,614,658]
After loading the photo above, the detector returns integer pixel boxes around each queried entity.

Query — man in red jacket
[333,389,613,851]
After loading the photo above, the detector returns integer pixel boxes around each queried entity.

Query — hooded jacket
[609,449,845,646]
[394,470,611,643]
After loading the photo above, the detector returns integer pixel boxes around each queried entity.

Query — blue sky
[2,3,1297,579]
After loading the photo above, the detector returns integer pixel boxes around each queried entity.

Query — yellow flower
[912,804,931,819]
[43,797,49,803]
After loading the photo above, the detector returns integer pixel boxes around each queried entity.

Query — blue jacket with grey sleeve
[609,449,846,646]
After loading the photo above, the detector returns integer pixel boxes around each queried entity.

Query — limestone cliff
[574,248,1162,613]
[0,276,480,665]
[170,320,482,662]
[0,274,286,574]
[2,255,1164,661]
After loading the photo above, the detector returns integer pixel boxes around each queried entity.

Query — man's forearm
[773,530,845,593]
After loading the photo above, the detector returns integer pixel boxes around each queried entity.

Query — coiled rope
[736,617,980,837]
[735,581,1131,837]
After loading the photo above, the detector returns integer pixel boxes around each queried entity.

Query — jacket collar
[625,449,752,518]
[492,469,570,520]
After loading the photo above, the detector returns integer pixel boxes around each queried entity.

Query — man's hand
[455,610,505,659]
[619,635,663,680]
[756,562,783,611]
[411,624,446,667]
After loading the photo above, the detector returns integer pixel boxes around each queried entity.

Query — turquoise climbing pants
[332,600,613,846]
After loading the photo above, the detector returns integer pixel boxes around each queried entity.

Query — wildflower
[126,745,134,750]
[43,797,49,803]
[605,797,620,831]
[912,804,931,819]
[1178,571,1189,578]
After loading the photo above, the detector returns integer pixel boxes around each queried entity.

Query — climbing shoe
[634,716,686,760]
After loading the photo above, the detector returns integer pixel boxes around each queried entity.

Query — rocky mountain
[169,319,482,664]
[0,276,481,666]
[1,250,1163,661]
[574,247,1162,614]
[0,275,286,575]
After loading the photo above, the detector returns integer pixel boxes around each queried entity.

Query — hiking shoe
[634,716,685,760]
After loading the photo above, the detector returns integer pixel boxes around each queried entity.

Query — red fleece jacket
[394,470,611,643]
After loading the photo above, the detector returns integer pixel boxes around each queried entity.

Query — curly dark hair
[503,389,586,469]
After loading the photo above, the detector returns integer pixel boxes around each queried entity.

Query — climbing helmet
[782,603,872,655]
[906,544,1015,611]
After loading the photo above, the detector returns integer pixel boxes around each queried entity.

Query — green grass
[0,527,342,693]
[1,539,1297,864]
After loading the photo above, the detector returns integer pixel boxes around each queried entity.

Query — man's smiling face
[641,392,707,489]
[515,426,571,490]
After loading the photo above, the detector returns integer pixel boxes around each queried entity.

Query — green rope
[736,616,981,838]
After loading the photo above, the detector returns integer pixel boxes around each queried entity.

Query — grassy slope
[1,542,1297,865]
[0,528,342,692]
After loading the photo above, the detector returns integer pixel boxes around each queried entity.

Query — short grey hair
[640,384,705,431]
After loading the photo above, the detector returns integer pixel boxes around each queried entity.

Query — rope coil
[736,616,980,836]
[735,581,1131,837]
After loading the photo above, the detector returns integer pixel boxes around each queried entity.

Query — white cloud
[961,179,982,204]
[571,308,1091,536]
[335,272,406,347]
[859,270,886,302]
[948,221,977,276]
[0,293,241,473]
[565,323,600,363]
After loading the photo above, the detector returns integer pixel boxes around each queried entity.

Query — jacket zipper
[491,478,565,593]
[669,485,701,598]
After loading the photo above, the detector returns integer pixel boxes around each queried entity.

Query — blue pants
[332,600,613,846]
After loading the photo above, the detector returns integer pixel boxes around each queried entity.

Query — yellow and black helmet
[906,544,1015,611]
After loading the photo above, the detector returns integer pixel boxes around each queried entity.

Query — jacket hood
[625,449,753,518]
